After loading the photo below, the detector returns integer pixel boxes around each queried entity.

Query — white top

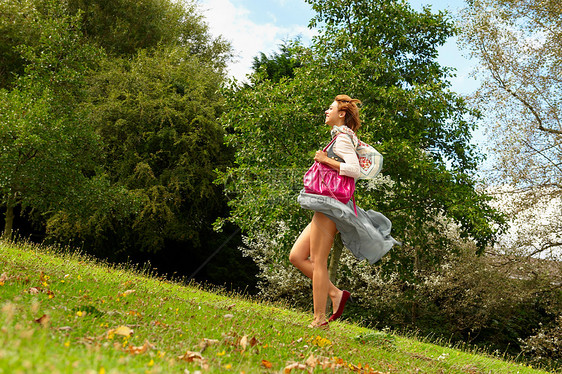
[333,135,361,180]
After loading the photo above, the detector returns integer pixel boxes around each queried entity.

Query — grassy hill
[0,240,552,373]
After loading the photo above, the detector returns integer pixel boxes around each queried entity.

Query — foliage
[521,315,562,368]
[0,240,551,373]
[0,0,230,88]
[0,0,110,239]
[0,0,236,270]
[47,46,231,255]
[218,0,505,295]
[251,40,302,83]
[69,0,231,60]
[458,0,562,258]
[0,0,41,89]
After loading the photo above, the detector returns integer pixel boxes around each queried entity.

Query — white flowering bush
[520,315,562,365]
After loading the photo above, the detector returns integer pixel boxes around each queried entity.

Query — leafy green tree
[0,0,230,88]
[65,0,229,59]
[0,0,107,239]
[47,46,231,255]
[251,40,302,83]
[218,0,505,321]
[0,0,41,89]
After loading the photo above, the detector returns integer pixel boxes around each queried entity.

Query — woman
[290,95,398,328]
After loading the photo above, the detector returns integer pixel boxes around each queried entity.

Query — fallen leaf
[122,289,135,296]
[0,273,7,283]
[177,351,205,362]
[240,335,248,350]
[224,314,234,319]
[306,354,317,368]
[34,314,50,327]
[107,325,133,338]
[27,287,41,295]
[58,326,73,331]
[249,336,259,347]
[284,362,308,373]
[261,359,273,369]
[127,340,155,355]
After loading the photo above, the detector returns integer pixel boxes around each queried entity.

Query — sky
[196,0,480,95]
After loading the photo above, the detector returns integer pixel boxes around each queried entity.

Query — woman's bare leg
[289,222,344,314]
[309,212,338,324]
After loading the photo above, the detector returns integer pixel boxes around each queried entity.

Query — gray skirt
[297,190,399,264]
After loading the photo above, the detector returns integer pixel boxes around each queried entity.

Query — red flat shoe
[328,290,350,322]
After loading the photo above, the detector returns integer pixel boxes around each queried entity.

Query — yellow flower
[76,311,83,317]
[64,341,70,348]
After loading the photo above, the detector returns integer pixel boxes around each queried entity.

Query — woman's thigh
[289,223,312,261]
[309,212,337,265]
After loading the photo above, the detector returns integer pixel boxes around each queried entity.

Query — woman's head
[324,95,362,131]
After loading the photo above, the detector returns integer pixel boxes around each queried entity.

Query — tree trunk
[326,233,344,314]
[2,203,14,240]
[411,247,420,324]
[328,233,344,283]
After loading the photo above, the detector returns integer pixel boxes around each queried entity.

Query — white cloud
[197,0,315,82]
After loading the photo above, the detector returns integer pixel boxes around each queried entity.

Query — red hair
[335,94,361,132]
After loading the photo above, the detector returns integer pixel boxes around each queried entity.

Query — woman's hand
[314,150,329,163]
[315,150,341,172]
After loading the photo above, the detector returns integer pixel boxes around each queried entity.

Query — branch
[479,40,562,136]
[520,138,562,175]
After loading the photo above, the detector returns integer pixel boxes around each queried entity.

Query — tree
[0,0,107,240]
[0,0,41,89]
[459,1,562,361]
[218,0,505,321]
[47,47,231,255]
[458,0,562,259]
[251,40,302,83]
[66,0,231,61]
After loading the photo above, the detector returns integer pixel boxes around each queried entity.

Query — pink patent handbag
[303,136,356,207]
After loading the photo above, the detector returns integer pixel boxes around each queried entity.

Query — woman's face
[325,101,343,127]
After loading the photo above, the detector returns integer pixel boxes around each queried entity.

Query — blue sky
[197,0,479,95]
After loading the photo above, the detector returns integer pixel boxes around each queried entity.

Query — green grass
[0,240,552,374]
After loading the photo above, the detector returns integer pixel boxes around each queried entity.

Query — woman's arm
[314,135,361,179]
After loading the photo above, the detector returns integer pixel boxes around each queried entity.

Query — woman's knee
[288,250,299,265]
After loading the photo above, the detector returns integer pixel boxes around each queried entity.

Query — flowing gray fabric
[297,190,399,264]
